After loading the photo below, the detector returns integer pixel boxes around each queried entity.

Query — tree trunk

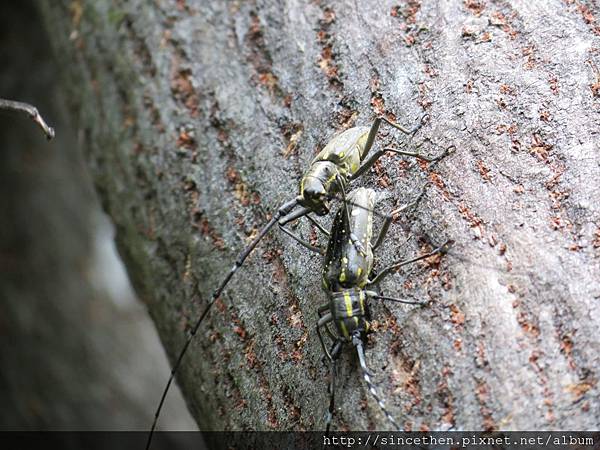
[37,0,600,432]
[0,1,195,434]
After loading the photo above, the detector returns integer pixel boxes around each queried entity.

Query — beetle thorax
[328,288,370,340]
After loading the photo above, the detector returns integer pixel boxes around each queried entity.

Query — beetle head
[300,176,330,216]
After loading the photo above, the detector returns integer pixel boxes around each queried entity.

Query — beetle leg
[380,113,428,135]
[317,313,334,360]
[306,214,330,237]
[381,140,453,162]
[278,222,325,255]
[350,145,424,181]
[361,114,427,161]
[366,290,425,306]
[352,139,452,182]
[372,183,429,250]
[368,240,453,286]
[278,205,312,226]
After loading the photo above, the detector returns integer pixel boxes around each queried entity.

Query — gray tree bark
[38,0,600,432]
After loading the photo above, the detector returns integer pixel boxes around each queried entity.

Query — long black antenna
[353,334,401,431]
[146,196,300,450]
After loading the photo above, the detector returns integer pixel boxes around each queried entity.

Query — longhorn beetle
[321,188,450,431]
[146,114,449,448]
[287,187,451,431]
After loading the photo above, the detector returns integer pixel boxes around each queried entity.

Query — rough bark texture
[0,1,195,433]
[38,0,600,432]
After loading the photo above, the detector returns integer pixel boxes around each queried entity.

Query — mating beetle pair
[147,112,451,448]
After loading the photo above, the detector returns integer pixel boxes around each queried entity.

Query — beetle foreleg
[306,214,330,237]
[278,222,325,255]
